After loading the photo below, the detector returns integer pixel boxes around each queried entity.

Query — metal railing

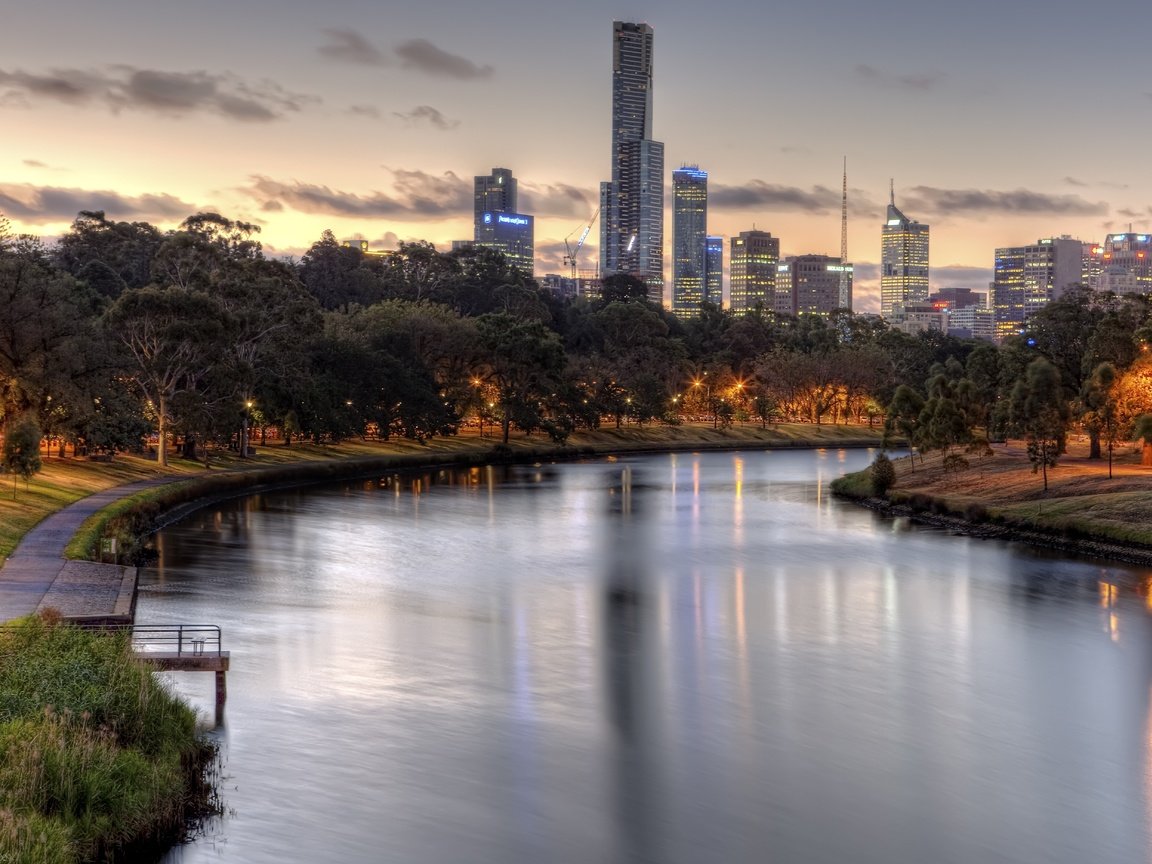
[127,624,223,658]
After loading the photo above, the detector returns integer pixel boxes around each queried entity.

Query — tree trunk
[1143,440,1152,467]
[1088,429,1101,459]
[156,396,168,468]
[502,415,511,444]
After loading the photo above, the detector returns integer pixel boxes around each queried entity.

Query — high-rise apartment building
[729,230,780,313]
[776,255,853,316]
[705,236,723,307]
[991,237,1083,340]
[599,21,664,305]
[880,190,930,320]
[671,166,707,313]
[474,167,533,275]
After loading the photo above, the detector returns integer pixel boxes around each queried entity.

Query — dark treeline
[3,210,1152,479]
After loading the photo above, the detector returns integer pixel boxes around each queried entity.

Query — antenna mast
[839,157,849,309]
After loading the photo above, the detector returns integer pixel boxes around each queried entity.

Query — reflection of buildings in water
[600,464,664,861]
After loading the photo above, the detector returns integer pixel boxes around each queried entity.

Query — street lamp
[241,399,254,458]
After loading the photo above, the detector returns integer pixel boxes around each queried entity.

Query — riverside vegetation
[0,613,213,864]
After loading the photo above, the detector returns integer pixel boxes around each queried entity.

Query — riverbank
[831,441,1152,566]
[1,423,883,569]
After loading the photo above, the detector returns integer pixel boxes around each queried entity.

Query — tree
[105,287,227,468]
[1133,415,1152,467]
[1079,362,1119,469]
[476,313,565,443]
[884,385,925,467]
[3,416,42,497]
[1009,358,1069,491]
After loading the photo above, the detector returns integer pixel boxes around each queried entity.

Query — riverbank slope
[831,441,1152,564]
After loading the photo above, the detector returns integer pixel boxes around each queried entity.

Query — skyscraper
[729,230,780,313]
[880,187,930,320]
[671,166,707,313]
[705,236,723,307]
[599,21,664,305]
[474,167,533,275]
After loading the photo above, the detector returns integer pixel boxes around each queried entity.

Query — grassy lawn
[2,424,885,566]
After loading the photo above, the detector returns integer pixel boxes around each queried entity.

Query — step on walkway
[0,477,177,623]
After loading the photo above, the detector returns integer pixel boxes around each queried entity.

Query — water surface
[144,449,1152,863]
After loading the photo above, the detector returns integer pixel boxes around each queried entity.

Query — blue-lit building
[705,235,723,307]
[473,167,533,275]
[671,166,708,313]
[475,211,534,276]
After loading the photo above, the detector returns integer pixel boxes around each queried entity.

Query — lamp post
[241,400,253,457]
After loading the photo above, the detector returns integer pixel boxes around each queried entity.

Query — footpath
[0,477,176,624]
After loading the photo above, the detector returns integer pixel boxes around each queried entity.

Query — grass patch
[0,614,211,863]
[829,468,873,498]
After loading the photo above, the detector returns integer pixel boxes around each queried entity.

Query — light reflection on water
[144,449,1152,863]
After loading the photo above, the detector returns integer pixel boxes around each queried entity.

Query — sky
[3,0,1150,312]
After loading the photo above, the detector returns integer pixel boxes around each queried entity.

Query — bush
[870,453,896,496]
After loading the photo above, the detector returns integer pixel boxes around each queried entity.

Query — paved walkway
[0,477,177,622]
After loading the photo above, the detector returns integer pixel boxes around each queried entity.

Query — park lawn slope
[832,440,1152,550]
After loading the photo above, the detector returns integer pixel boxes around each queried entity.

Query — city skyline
[2,1,1151,312]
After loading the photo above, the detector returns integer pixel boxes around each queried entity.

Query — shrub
[870,453,896,496]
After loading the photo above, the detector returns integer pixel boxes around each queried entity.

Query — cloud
[855,64,945,92]
[392,104,459,130]
[712,181,839,213]
[711,181,879,217]
[318,32,492,80]
[1116,207,1152,220]
[394,39,492,80]
[0,182,196,224]
[519,183,596,219]
[242,169,471,219]
[0,66,313,121]
[902,186,1108,217]
[318,30,389,66]
[347,104,381,119]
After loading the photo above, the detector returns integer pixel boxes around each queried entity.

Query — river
[142,448,1152,863]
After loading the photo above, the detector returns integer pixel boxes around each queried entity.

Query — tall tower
[880,182,930,320]
[599,21,664,305]
[839,159,850,310]
[671,166,708,313]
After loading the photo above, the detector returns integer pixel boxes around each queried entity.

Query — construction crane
[563,206,600,281]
